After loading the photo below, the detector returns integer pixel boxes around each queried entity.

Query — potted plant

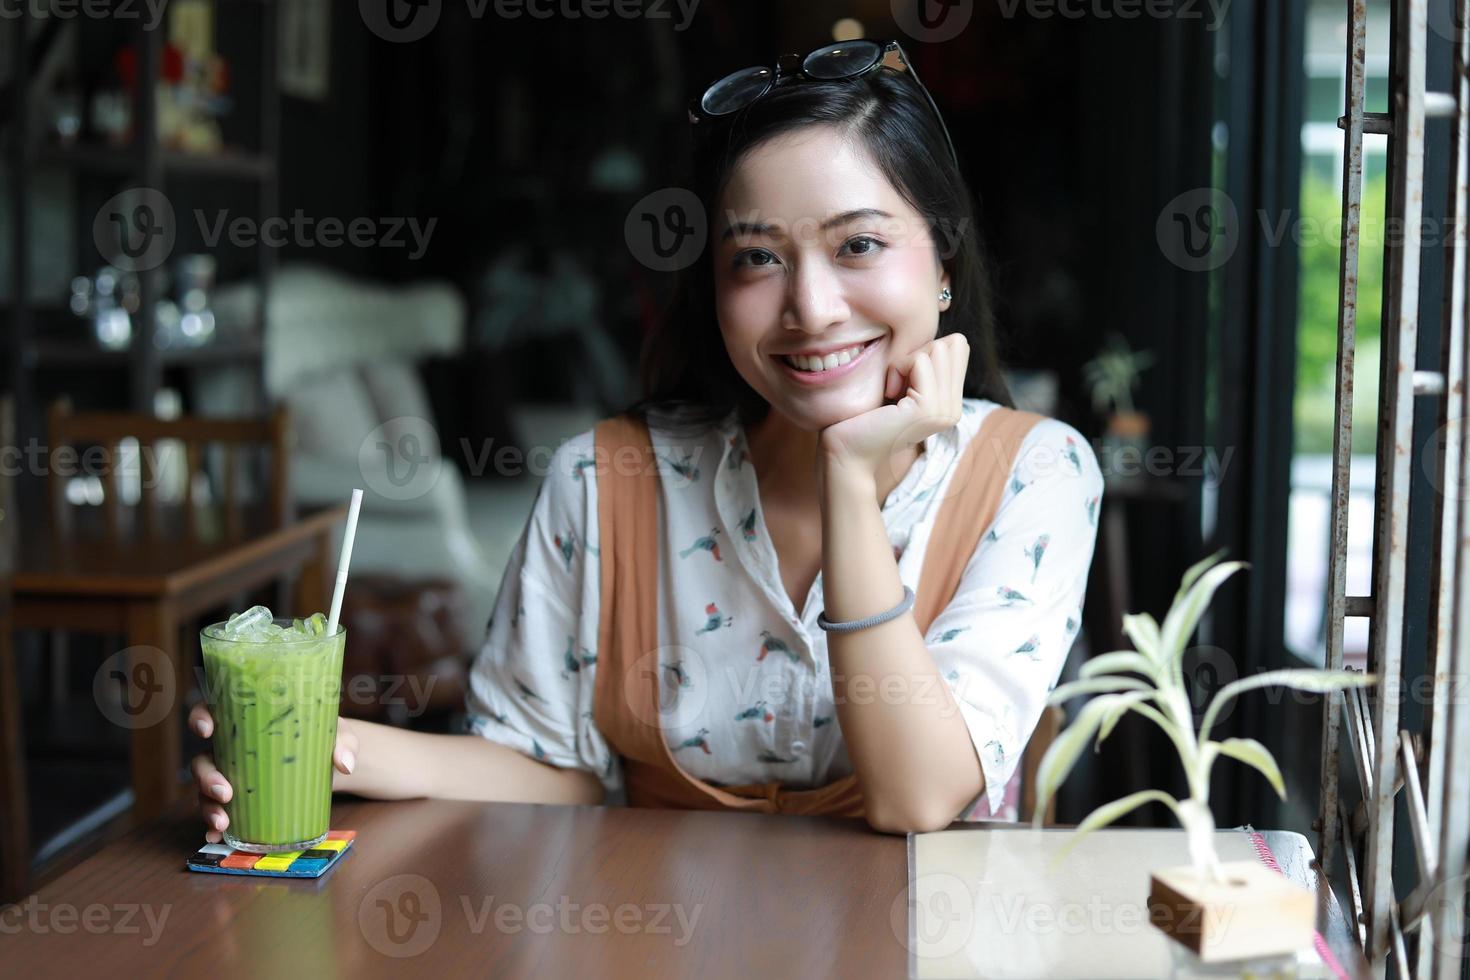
[1082,334,1154,476]
[1034,551,1375,961]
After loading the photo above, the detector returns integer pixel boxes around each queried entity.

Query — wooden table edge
[11,503,350,599]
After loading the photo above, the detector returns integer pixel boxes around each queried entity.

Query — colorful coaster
[186,830,356,879]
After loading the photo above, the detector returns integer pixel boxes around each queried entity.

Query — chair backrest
[1020,704,1064,827]
[259,264,464,395]
[46,401,291,538]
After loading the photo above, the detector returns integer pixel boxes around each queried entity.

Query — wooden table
[0,799,1369,979]
[1,799,907,978]
[11,503,349,819]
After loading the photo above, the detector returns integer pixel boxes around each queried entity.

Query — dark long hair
[621,61,1012,434]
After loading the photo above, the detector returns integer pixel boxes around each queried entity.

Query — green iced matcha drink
[200,607,345,853]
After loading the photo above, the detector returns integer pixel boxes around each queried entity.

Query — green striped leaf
[1205,738,1286,800]
[1199,669,1377,743]
[1031,691,1152,829]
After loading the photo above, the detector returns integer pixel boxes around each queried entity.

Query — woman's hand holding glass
[188,701,360,843]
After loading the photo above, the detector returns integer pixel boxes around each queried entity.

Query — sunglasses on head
[687,39,959,169]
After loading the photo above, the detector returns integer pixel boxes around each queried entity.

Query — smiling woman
[190,39,1104,841]
[455,48,1102,833]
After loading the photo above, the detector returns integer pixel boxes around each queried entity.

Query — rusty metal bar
[1322,1,1470,972]
[1390,903,1412,979]
[1398,731,1436,885]
[1424,91,1458,116]
[1362,0,1426,962]
[1411,369,1446,394]
[1343,682,1374,797]
[1319,0,1371,879]
[1357,684,1378,780]
[1401,872,1434,932]
[1413,916,1436,980]
[1430,486,1470,980]
[1337,110,1393,134]
[1430,10,1470,965]
[1421,12,1470,980]
[1340,801,1367,948]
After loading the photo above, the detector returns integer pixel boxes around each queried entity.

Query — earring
[939,287,952,303]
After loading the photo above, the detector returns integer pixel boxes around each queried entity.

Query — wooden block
[1147,861,1315,962]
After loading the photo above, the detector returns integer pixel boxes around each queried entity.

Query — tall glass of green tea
[200,606,346,853]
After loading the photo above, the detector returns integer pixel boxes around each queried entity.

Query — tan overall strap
[912,407,1048,629]
[593,406,1045,815]
[591,415,665,765]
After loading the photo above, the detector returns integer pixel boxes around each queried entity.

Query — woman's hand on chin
[816,333,970,480]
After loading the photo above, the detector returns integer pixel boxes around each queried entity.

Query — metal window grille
[1317,0,1470,974]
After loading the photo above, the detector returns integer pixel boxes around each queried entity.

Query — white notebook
[906,827,1348,979]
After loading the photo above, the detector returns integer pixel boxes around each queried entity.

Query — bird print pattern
[996,586,1033,607]
[757,629,799,664]
[679,526,723,562]
[463,399,1105,820]
[735,701,775,723]
[695,601,733,635]
[1024,534,1050,583]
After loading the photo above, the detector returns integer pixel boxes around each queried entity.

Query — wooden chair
[1020,704,1064,826]
[46,401,291,537]
[0,396,27,902]
[11,403,292,887]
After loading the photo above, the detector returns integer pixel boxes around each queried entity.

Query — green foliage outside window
[1293,168,1386,455]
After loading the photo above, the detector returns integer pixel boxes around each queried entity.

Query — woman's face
[712,125,951,433]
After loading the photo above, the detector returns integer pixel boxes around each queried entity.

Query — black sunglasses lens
[802,40,882,80]
[703,67,774,116]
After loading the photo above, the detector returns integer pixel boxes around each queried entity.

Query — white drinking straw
[327,489,363,634]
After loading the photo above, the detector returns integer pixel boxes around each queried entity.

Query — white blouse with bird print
[464,398,1105,819]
